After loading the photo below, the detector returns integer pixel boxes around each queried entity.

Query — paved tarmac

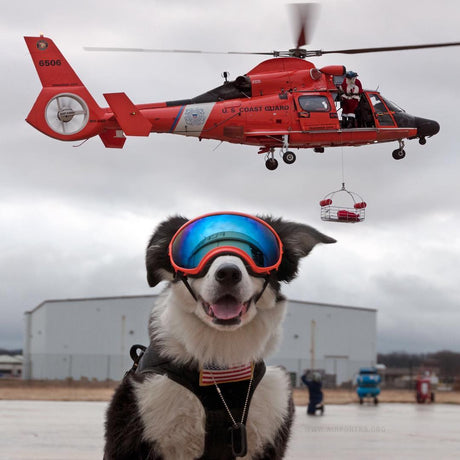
[288,403,460,459]
[0,400,459,459]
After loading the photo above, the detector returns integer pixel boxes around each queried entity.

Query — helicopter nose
[415,117,440,138]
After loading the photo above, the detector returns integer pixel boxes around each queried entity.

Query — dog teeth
[202,301,214,317]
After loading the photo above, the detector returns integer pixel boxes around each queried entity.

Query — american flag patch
[199,363,254,386]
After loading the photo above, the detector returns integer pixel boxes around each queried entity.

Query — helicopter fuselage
[24,36,439,162]
[133,88,431,150]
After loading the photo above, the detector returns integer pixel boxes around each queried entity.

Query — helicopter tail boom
[24,36,112,144]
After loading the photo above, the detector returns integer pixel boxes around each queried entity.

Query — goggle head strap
[253,276,270,304]
[175,272,198,302]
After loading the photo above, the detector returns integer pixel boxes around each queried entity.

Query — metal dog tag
[229,422,247,457]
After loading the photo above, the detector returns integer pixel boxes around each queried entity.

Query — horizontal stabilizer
[103,92,152,136]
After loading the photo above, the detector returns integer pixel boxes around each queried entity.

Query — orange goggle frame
[168,212,283,277]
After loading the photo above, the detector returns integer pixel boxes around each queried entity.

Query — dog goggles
[169,212,283,276]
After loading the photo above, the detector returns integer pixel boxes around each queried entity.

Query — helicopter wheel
[265,158,279,170]
[282,151,296,164]
[314,147,325,153]
[419,137,427,145]
[392,149,406,160]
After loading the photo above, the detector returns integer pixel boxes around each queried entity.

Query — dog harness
[129,343,266,459]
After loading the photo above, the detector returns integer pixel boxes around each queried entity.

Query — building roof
[288,298,377,313]
[25,294,158,314]
[0,355,23,364]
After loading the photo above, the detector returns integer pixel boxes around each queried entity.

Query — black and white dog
[104,213,335,459]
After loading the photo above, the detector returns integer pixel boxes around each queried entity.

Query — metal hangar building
[23,295,377,386]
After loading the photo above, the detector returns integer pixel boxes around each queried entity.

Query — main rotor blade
[289,3,319,48]
[319,42,460,55]
[84,41,460,60]
[83,46,275,56]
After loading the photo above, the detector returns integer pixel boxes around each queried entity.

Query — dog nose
[215,263,242,286]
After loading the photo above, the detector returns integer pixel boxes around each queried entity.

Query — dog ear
[260,216,336,282]
[145,215,188,287]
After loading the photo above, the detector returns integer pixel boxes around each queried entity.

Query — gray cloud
[1,0,459,352]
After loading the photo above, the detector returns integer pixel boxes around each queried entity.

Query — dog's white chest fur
[134,366,291,459]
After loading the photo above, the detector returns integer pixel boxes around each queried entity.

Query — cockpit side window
[298,95,331,112]
[368,94,387,112]
[368,93,395,126]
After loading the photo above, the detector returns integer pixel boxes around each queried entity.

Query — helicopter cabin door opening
[296,93,339,131]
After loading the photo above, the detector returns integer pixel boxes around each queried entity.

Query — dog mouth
[201,295,251,326]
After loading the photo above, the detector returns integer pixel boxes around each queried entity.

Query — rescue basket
[320,183,366,223]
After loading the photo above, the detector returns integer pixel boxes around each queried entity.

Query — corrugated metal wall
[24,296,377,385]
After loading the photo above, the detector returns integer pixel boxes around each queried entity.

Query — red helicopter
[24,6,458,170]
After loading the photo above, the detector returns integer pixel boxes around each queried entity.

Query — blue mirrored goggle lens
[171,214,280,270]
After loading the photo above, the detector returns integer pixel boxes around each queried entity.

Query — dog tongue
[210,296,244,320]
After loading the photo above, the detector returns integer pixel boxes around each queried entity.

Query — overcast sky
[1,0,459,353]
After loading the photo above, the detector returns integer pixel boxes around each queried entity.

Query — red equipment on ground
[416,375,433,403]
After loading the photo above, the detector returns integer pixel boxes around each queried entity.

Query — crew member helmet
[346,70,358,78]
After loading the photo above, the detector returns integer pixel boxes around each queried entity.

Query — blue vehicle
[356,367,381,405]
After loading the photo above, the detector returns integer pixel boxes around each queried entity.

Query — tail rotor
[24,36,111,144]
[45,93,89,135]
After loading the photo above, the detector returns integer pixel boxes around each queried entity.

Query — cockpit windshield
[382,97,405,113]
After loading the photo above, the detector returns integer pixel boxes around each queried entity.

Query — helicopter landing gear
[283,151,296,164]
[392,140,406,160]
[265,149,279,170]
[264,136,296,170]
[266,158,279,170]
[419,137,427,145]
[281,135,296,164]
[314,147,325,153]
[392,149,406,160]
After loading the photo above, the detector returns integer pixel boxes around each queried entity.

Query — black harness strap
[130,343,266,459]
